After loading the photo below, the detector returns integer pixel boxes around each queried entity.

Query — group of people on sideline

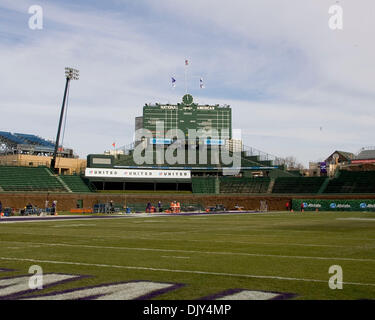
[145,201,181,213]
[0,200,58,216]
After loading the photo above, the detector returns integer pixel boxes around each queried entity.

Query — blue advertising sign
[204,139,224,146]
[150,138,172,145]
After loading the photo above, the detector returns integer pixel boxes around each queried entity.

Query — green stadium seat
[324,171,375,194]
[0,166,68,192]
[272,177,326,194]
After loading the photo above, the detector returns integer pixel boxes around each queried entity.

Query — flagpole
[185,59,188,93]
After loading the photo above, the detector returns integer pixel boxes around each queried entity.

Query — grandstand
[219,177,271,194]
[0,131,85,174]
[271,177,327,194]
[13,133,55,148]
[191,177,218,194]
[59,175,93,193]
[0,131,73,158]
[0,131,26,146]
[324,170,375,194]
[0,131,54,152]
[0,166,94,193]
[0,166,68,192]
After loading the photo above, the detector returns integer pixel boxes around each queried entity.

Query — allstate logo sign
[330,203,337,209]
[303,202,308,208]
[360,203,367,209]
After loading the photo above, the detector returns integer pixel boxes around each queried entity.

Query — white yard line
[161,256,191,259]
[187,239,360,248]
[0,256,374,287]
[337,218,375,222]
[0,241,374,263]
[52,224,97,228]
[1,232,374,249]
[216,233,375,242]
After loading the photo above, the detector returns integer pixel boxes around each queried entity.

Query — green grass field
[1,211,375,300]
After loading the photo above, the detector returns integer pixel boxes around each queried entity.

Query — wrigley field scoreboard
[142,94,232,141]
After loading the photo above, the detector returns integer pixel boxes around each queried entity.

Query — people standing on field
[158,201,163,213]
[146,202,152,213]
[285,201,290,211]
[51,200,57,215]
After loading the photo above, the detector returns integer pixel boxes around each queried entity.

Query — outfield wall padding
[293,199,375,211]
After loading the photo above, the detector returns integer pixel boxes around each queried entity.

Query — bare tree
[279,156,305,170]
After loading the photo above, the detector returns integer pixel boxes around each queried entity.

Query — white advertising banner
[85,168,191,179]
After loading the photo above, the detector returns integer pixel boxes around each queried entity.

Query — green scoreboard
[142,94,232,141]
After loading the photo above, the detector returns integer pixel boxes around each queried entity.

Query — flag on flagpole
[171,77,176,88]
[185,59,189,66]
[200,77,205,89]
[112,142,116,148]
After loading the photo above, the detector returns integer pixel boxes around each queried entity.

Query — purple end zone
[135,281,185,300]
[21,280,185,300]
[0,273,91,300]
[200,288,297,300]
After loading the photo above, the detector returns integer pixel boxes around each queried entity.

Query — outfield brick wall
[1,192,375,212]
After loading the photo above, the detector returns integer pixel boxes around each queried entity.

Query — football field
[1,211,375,300]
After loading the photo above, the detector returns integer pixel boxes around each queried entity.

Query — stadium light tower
[50,67,79,173]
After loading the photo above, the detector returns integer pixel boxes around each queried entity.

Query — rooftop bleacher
[14,133,55,148]
[0,131,25,145]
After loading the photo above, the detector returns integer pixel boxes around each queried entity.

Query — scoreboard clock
[182,94,193,105]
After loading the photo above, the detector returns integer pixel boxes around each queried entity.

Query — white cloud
[1,0,374,166]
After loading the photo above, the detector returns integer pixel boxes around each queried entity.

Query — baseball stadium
[1,92,375,301]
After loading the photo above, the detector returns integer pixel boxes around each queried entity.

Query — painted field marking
[216,233,375,242]
[161,256,191,259]
[52,224,97,228]
[203,289,295,300]
[22,281,181,300]
[1,232,374,250]
[0,240,374,262]
[0,274,82,299]
[1,256,375,287]
[4,241,375,263]
[190,239,360,248]
[337,218,375,222]
[216,290,278,300]
[0,217,128,224]
[5,227,375,244]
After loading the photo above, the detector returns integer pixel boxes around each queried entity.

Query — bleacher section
[272,177,327,194]
[324,171,375,193]
[59,175,92,193]
[0,131,55,151]
[14,133,54,148]
[191,177,217,193]
[219,177,270,194]
[0,131,25,145]
[0,166,68,192]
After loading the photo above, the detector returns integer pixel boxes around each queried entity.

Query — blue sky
[1,0,375,166]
